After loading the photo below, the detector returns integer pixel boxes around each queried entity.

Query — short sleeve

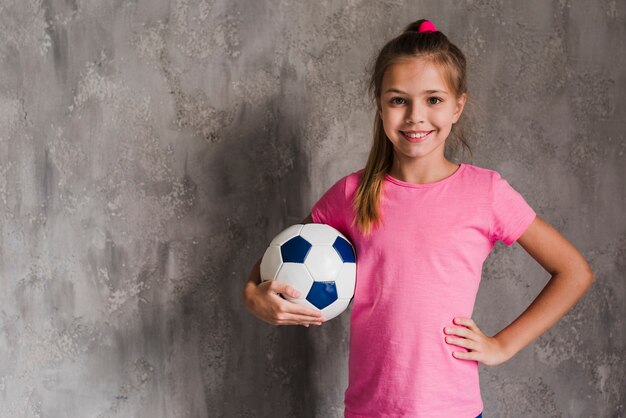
[311,175,348,233]
[490,172,537,246]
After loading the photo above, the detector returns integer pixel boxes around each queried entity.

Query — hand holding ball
[260,223,357,322]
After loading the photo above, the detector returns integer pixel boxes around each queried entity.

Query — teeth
[404,131,429,139]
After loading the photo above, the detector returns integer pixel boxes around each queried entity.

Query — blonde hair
[351,19,473,236]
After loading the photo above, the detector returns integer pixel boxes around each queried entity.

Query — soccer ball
[260,223,357,321]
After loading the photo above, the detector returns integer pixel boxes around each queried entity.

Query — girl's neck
[388,158,460,185]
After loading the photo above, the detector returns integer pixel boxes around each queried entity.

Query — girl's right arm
[242,213,326,327]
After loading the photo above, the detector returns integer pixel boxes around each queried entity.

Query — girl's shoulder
[344,168,366,194]
[459,163,502,181]
[314,169,363,203]
[461,165,532,210]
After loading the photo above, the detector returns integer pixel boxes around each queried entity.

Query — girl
[242,19,594,418]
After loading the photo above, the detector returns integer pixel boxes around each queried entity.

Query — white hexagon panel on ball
[276,262,314,303]
[305,246,343,282]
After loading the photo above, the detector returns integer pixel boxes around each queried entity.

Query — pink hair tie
[418,21,437,33]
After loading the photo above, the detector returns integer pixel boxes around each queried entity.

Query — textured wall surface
[0,0,624,417]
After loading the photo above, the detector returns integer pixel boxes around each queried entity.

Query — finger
[269,284,325,319]
[445,326,469,337]
[446,337,476,350]
[276,318,322,326]
[450,327,479,343]
[277,299,325,320]
[455,317,482,334]
[452,351,474,360]
[281,313,324,325]
[454,317,476,329]
[277,311,324,324]
[269,281,303,299]
[289,304,325,320]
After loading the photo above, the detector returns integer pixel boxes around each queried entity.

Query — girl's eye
[390,97,406,105]
[428,97,442,105]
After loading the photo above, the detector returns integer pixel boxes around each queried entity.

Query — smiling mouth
[401,131,432,142]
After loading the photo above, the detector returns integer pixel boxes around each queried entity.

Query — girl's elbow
[582,259,595,283]
[557,259,594,283]
[562,261,595,289]
[585,268,595,286]
[578,263,595,291]
[571,254,594,285]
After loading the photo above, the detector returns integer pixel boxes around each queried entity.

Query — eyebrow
[383,88,449,95]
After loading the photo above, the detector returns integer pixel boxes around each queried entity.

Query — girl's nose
[406,103,425,124]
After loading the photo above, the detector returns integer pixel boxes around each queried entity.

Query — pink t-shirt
[311,163,536,418]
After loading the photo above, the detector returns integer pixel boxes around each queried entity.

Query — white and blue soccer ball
[260,223,357,321]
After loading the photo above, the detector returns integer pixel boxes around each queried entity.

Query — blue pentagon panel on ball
[281,235,312,263]
[307,281,338,310]
[333,236,356,262]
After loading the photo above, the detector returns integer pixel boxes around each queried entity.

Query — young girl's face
[378,57,466,164]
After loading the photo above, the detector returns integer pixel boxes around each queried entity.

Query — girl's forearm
[494,270,594,360]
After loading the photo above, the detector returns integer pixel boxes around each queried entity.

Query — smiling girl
[243,19,594,418]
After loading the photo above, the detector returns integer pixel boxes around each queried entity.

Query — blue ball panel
[333,236,356,263]
[306,281,338,310]
[281,236,312,263]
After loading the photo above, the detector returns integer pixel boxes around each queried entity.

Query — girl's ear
[452,93,467,123]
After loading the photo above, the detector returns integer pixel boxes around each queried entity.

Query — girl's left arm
[445,215,595,366]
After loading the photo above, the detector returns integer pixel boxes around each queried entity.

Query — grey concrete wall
[0,0,623,417]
